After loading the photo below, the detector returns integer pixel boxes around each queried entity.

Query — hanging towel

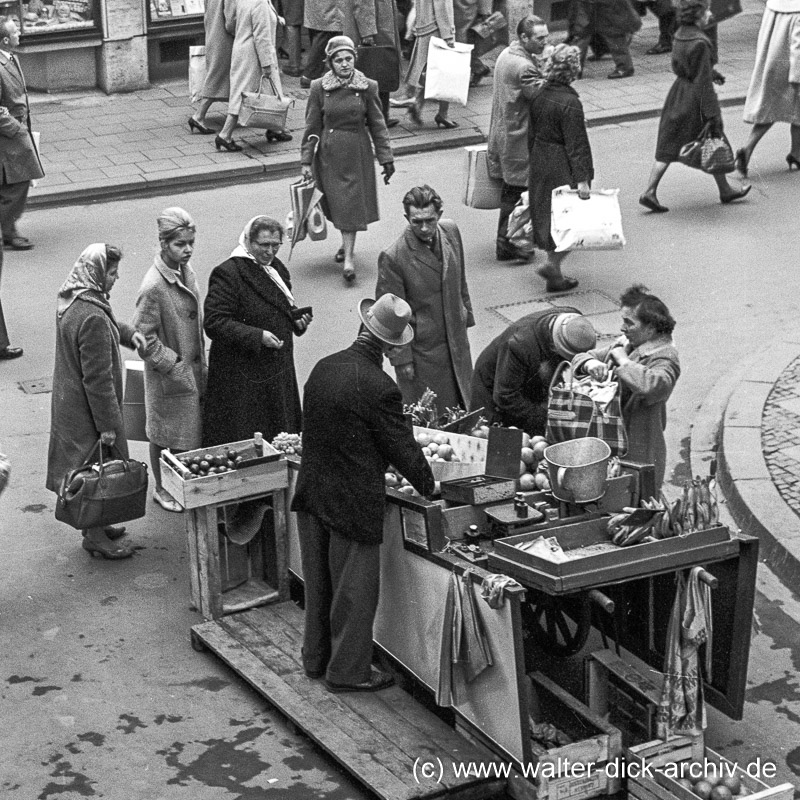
[436,572,458,706]
[459,570,493,683]
[480,573,522,609]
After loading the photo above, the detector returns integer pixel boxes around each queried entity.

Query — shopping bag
[306,203,327,241]
[239,76,294,130]
[545,362,628,457]
[54,440,149,530]
[356,44,401,92]
[462,144,502,209]
[189,45,206,104]
[288,174,325,257]
[424,37,473,106]
[550,186,626,252]
[678,123,735,174]
[506,192,536,254]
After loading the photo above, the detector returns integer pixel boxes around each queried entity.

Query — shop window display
[149,0,204,20]
[0,0,98,33]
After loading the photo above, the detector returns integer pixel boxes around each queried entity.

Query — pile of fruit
[517,433,551,492]
[666,762,745,800]
[178,448,242,478]
[385,430,458,494]
[673,476,719,533]
[271,432,302,456]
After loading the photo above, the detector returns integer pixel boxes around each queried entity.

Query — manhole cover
[490,290,620,330]
[20,376,53,394]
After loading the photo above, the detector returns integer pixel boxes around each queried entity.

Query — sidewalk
[27,0,765,208]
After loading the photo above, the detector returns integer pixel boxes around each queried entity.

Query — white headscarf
[57,243,116,319]
[230,216,295,304]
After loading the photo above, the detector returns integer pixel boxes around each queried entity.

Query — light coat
[405,0,455,86]
[201,0,235,100]
[376,220,475,413]
[46,297,136,493]
[227,0,282,116]
[574,335,680,492]
[133,257,206,450]
[0,51,43,184]
[487,40,545,187]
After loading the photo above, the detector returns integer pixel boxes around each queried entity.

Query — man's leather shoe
[608,68,634,79]
[4,236,33,250]
[645,43,671,55]
[325,669,394,693]
[385,117,399,128]
[0,346,23,360]
[496,246,531,262]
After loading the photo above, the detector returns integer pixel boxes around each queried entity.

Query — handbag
[545,361,628,457]
[239,76,294,130]
[462,144,502,209]
[356,44,400,93]
[54,440,149,530]
[550,187,626,252]
[678,122,735,174]
[424,37,473,106]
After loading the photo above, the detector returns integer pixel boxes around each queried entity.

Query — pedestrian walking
[0,17,43,252]
[133,208,206,515]
[0,446,8,497]
[638,0,677,54]
[570,0,641,78]
[528,44,593,293]
[487,14,548,262]
[277,0,304,76]
[300,0,342,86]
[0,246,21,360]
[737,0,800,176]
[292,293,434,693]
[300,36,394,283]
[452,0,492,86]
[214,0,292,152]
[203,216,312,446]
[189,0,235,134]
[639,0,750,212]
[376,184,475,415]
[46,244,146,560]
[573,285,680,493]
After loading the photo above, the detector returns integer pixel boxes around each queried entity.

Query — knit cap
[552,313,597,359]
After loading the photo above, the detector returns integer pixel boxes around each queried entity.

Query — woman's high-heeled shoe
[407,102,422,125]
[720,185,752,204]
[266,130,293,142]
[787,154,800,171]
[342,265,356,284]
[215,136,243,152]
[735,148,749,177]
[82,538,134,560]
[434,114,458,129]
[188,117,215,135]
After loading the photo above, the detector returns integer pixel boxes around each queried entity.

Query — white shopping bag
[189,45,206,105]
[462,144,502,209]
[550,186,626,252]
[424,37,473,106]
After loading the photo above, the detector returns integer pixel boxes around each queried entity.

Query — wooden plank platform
[191,602,507,800]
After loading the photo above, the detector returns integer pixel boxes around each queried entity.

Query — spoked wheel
[522,592,592,659]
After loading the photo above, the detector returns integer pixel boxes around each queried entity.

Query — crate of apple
[179,449,242,478]
[517,432,551,493]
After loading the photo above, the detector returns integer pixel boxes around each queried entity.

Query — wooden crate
[413,425,487,481]
[626,738,793,800]
[161,439,288,509]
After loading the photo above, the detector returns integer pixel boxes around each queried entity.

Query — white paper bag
[462,144,502,209]
[550,186,626,252]
[189,45,206,105]
[424,37,473,106]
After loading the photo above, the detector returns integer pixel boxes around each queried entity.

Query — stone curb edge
[27,95,746,210]
[690,339,800,590]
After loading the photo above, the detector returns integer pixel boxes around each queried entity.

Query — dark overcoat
[655,26,721,162]
[46,296,136,493]
[528,83,594,252]
[376,220,475,414]
[202,255,305,447]
[291,339,435,544]
[470,307,579,435]
[571,0,643,39]
[0,51,44,184]
[301,73,393,232]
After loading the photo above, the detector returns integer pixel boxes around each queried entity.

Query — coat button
[189,311,197,319]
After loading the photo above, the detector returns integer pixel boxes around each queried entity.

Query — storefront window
[0,0,99,35]
[149,0,204,21]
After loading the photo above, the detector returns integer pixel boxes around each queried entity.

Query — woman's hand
[608,346,629,367]
[100,430,117,446]
[445,37,455,47]
[577,181,591,200]
[294,313,312,332]
[131,331,147,358]
[382,162,395,185]
[361,35,375,46]
[262,330,284,349]
[301,165,313,181]
[712,69,725,86]
[584,358,608,381]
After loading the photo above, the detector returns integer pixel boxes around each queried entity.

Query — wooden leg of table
[273,488,289,601]
[196,505,223,619]
[185,510,202,613]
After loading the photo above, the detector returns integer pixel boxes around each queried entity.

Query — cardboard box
[123,360,148,442]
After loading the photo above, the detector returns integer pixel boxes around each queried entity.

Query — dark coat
[655,25,721,162]
[0,51,44,184]
[376,220,475,414]
[46,296,136,493]
[528,84,594,252]
[291,339,435,544]
[470,307,579,435]
[571,0,643,39]
[203,255,305,447]
[301,74,393,232]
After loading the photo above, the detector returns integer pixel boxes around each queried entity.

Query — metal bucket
[544,438,611,504]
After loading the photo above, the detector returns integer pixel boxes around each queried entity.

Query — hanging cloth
[459,570,493,683]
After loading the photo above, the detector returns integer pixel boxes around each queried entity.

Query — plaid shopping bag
[545,362,628,457]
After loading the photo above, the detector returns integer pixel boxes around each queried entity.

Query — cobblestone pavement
[28,0,765,206]
[763,357,800,515]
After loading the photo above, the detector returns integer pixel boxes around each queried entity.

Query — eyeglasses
[252,240,282,250]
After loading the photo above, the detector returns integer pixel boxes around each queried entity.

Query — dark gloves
[382,161,395,184]
[712,69,726,86]
[708,116,724,138]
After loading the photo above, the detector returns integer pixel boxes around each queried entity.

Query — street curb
[27,96,745,209]
[694,341,800,589]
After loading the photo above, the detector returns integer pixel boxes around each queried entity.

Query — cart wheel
[190,630,207,653]
[522,593,592,658]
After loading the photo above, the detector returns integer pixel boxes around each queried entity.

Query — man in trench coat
[376,185,475,417]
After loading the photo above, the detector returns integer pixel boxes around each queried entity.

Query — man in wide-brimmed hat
[292,293,434,694]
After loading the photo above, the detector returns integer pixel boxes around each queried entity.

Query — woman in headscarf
[527,44,593,293]
[46,244,146,560]
[133,208,206,514]
[203,216,313,446]
[639,0,750,211]
[300,35,394,283]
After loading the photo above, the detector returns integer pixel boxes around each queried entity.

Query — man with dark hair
[377,184,475,416]
[487,14,549,261]
[574,284,680,491]
[292,293,434,693]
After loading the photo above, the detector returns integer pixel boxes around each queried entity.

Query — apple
[385,472,399,487]
[437,444,453,460]
[416,432,432,447]
[521,432,532,448]
[532,441,548,460]
[710,787,733,800]
[530,435,547,445]
[427,442,439,454]
[400,485,415,495]
[519,460,528,477]
[718,778,741,795]
[534,473,550,490]
[434,432,450,445]
[519,473,537,491]
[693,780,714,800]
[520,447,536,465]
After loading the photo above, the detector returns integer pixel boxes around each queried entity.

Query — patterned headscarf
[543,44,582,85]
[157,206,196,243]
[57,243,116,319]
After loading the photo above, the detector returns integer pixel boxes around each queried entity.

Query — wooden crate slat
[221,578,280,615]
[192,620,424,800]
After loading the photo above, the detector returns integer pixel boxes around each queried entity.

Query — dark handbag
[55,440,149,530]
[545,361,628,457]
[356,44,400,92]
[678,122,735,174]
